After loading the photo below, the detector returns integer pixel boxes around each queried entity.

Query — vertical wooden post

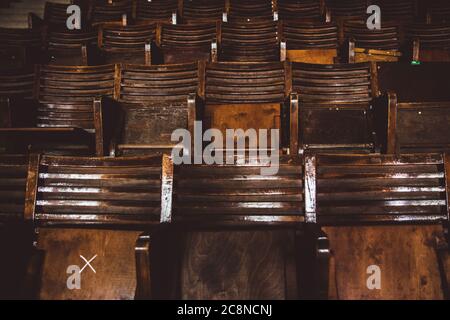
[304,155,317,223]
[386,91,398,155]
[289,94,299,156]
[160,154,174,223]
[24,154,40,223]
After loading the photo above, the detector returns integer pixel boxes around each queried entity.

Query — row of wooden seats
[0,152,449,299]
[29,0,450,26]
[1,61,449,156]
[3,19,450,70]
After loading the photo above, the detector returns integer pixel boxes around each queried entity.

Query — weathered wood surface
[325,225,445,300]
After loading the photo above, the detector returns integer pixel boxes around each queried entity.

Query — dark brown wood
[113,63,200,155]
[291,62,378,154]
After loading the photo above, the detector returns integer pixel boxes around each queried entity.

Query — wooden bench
[290,62,379,154]
[314,153,450,299]
[376,62,450,154]
[135,155,329,299]
[98,23,157,64]
[0,64,119,156]
[111,62,200,156]
[344,21,402,63]
[282,22,338,64]
[219,21,284,62]
[160,22,218,64]
[22,154,171,299]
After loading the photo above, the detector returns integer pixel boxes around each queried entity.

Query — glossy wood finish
[277,0,323,22]
[89,0,133,26]
[228,0,274,22]
[182,0,225,23]
[23,154,170,300]
[344,21,401,63]
[99,23,157,65]
[325,225,445,299]
[220,21,281,62]
[204,62,287,140]
[160,23,217,64]
[283,22,338,64]
[45,29,98,66]
[114,63,199,155]
[291,62,377,154]
[316,153,448,224]
[135,0,178,24]
[173,156,305,226]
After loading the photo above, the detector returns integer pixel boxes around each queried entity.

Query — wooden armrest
[93,96,122,157]
[28,13,44,29]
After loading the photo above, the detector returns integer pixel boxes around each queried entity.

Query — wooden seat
[228,0,275,22]
[405,23,450,62]
[160,23,218,63]
[219,21,284,62]
[277,0,324,22]
[89,0,133,26]
[315,153,449,299]
[112,62,200,156]
[45,28,98,65]
[426,1,450,23]
[344,21,402,63]
[139,155,328,300]
[0,28,42,71]
[0,64,119,156]
[135,0,178,24]
[98,23,157,64]
[282,22,338,64]
[376,62,450,154]
[23,154,171,299]
[290,62,378,154]
[182,0,225,23]
[377,0,417,24]
[324,0,367,43]
[204,61,291,148]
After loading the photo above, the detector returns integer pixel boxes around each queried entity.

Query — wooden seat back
[220,21,281,62]
[376,62,450,153]
[205,61,288,141]
[160,23,217,64]
[135,0,178,24]
[290,62,377,154]
[182,0,225,23]
[99,23,157,64]
[344,21,402,63]
[115,62,200,155]
[283,22,338,64]
[405,23,450,62]
[45,28,98,65]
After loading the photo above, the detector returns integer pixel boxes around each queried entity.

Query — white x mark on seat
[79,254,97,274]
